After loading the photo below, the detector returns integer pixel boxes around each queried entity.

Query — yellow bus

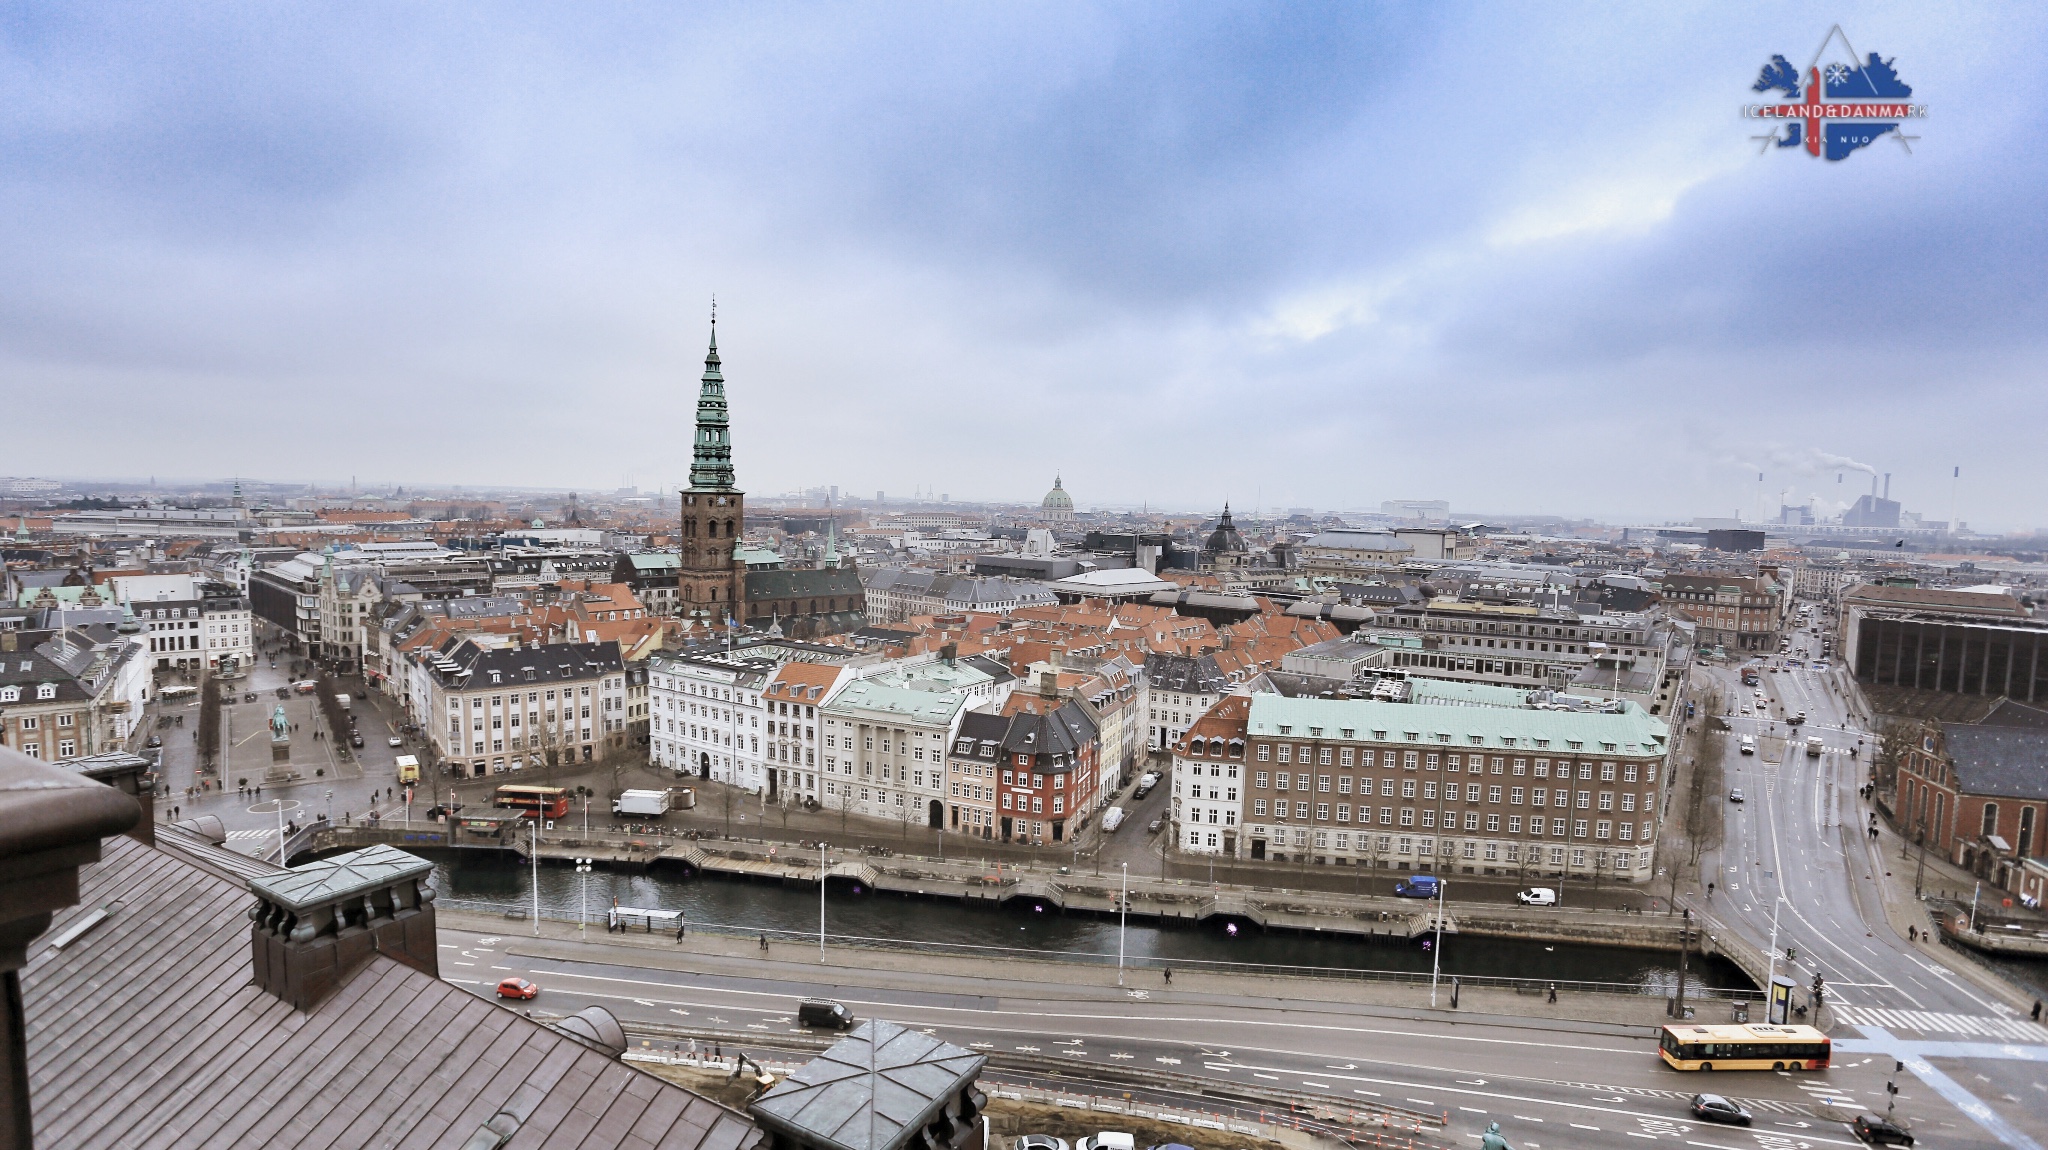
[1658,1023,1830,1071]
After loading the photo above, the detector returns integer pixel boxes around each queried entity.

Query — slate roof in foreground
[23,830,760,1150]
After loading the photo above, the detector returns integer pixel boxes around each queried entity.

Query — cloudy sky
[3,4,2044,528]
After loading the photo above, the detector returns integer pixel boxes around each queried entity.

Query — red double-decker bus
[494,785,569,819]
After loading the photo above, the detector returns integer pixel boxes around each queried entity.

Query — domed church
[1040,476,1076,525]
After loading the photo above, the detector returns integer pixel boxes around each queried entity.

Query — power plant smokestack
[1883,473,1891,499]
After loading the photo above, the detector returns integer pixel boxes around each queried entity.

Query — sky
[2,4,2045,529]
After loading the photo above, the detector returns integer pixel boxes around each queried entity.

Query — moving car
[1788,711,1806,725]
[350,733,364,748]
[145,735,162,748]
[1728,789,1745,804]
[1393,875,1440,899]
[1516,887,1557,906]
[797,999,856,1029]
[1806,735,1825,758]
[388,735,403,747]
[1739,736,1756,755]
[1690,1094,1752,1126]
[495,977,539,1000]
[1852,1115,1914,1146]
[1133,772,1160,799]
[1146,818,1163,834]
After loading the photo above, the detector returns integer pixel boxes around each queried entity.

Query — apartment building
[422,640,627,778]
[1143,651,1228,751]
[760,660,854,805]
[819,657,996,830]
[947,710,1007,838]
[119,576,254,673]
[1660,569,1787,653]
[0,643,94,760]
[647,649,774,792]
[1218,680,1670,881]
[1171,694,1250,855]
[1294,529,1413,578]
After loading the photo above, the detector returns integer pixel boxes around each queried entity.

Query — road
[444,921,1933,1150]
[1699,620,2048,1149]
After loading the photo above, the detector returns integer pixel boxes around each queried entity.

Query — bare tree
[832,777,856,835]
[718,781,737,838]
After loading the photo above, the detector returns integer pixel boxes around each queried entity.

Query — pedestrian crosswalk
[225,829,274,840]
[1833,1004,2048,1042]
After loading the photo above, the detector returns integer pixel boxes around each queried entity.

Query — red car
[496,977,539,1000]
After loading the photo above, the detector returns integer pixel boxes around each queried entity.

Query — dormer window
[1404,731,1419,741]
[37,684,56,700]
[1277,725,1291,735]
[0,688,15,702]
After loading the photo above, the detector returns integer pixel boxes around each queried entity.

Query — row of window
[1250,754,1652,783]
[0,685,58,702]
[1249,801,1650,839]
[1253,775,1646,810]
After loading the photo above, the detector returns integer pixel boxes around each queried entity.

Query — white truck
[613,789,673,817]
[335,693,351,713]
[1806,735,1824,758]
[1100,805,1127,833]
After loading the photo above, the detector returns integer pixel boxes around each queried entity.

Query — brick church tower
[678,321,746,624]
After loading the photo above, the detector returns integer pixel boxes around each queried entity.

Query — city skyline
[3,6,2044,528]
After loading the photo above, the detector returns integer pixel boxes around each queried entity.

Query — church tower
[677,319,747,624]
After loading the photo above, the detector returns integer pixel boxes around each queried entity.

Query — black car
[1852,1115,1914,1146]
[145,735,162,748]
[1690,1094,1751,1126]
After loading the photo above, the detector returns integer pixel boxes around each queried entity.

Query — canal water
[429,852,1750,996]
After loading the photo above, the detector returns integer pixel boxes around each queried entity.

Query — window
[1380,779,1395,796]
[1254,771,1269,788]
[1982,803,1999,837]
[1399,808,1414,827]
[1316,803,1329,821]
[1318,775,1331,793]
[1573,819,1588,838]
[1400,780,1415,799]
[1253,799,1268,817]
[1339,748,1354,767]
[1336,803,1350,823]
[1257,744,1269,761]
[1277,746,1291,764]
[1507,816,1521,834]
[1379,807,1393,825]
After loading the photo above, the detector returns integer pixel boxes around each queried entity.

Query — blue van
[1393,875,1440,899]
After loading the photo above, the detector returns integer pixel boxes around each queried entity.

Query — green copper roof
[688,323,736,491]
[1246,691,1668,756]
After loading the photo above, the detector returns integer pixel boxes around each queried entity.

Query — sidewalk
[441,907,1691,1035]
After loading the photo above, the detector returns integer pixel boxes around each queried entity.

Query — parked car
[496,977,539,1000]
[1728,789,1746,804]
[388,735,403,747]
[1146,818,1163,835]
[1393,875,1440,899]
[1014,1138,1069,1150]
[146,735,162,748]
[1076,1134,1133,1150]
[1852,1115,1914,1146]
[797,999,856,1029]
[1516,887,1557,906]
[350,733,364,748]
[1690,1094,1752,1126]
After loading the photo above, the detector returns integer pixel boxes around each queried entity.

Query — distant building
[1660,570,1787,653]
[421,639,628,777]
[1039,476,1076,525]
[1382,499,1451,523]
[1296,529,1412,578]
[1841,584,2045,705]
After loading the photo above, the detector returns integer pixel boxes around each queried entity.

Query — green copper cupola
[689,322,736,491]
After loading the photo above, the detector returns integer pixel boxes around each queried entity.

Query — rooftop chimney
[940,642,957,666]
[1039,671,1059,700]
[248,844,438,1011]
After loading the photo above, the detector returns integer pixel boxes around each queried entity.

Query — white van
[1739,735,1756,755]
[1517,887,1557,906]
[1078,1135,1133,1150]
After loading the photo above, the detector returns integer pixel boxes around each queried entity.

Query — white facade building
[647,651,773,793]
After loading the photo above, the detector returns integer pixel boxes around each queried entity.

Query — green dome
[1041,476,1074,512]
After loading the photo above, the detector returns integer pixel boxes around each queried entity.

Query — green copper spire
[688,318,736,491]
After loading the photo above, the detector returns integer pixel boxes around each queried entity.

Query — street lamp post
[531,817,540,936]
[818,839,828,960]
[576,857,592,938]
[1429,878,1447,1007]
[1117,862,1128,985]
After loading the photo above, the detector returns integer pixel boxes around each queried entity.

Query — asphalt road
[1700,623,2048,1149]
[443,923,1904,1150]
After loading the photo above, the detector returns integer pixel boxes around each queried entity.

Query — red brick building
[1890,702,2048,891]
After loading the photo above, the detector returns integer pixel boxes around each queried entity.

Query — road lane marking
[513,965,1642,1055]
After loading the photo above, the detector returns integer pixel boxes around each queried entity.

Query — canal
[428,851,1751,995]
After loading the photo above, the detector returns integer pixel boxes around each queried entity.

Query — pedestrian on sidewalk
[1163,968,1172,985]
[1547,982,1557,1004]
[759,934,768,952]
[2033,1000,2042,1022]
